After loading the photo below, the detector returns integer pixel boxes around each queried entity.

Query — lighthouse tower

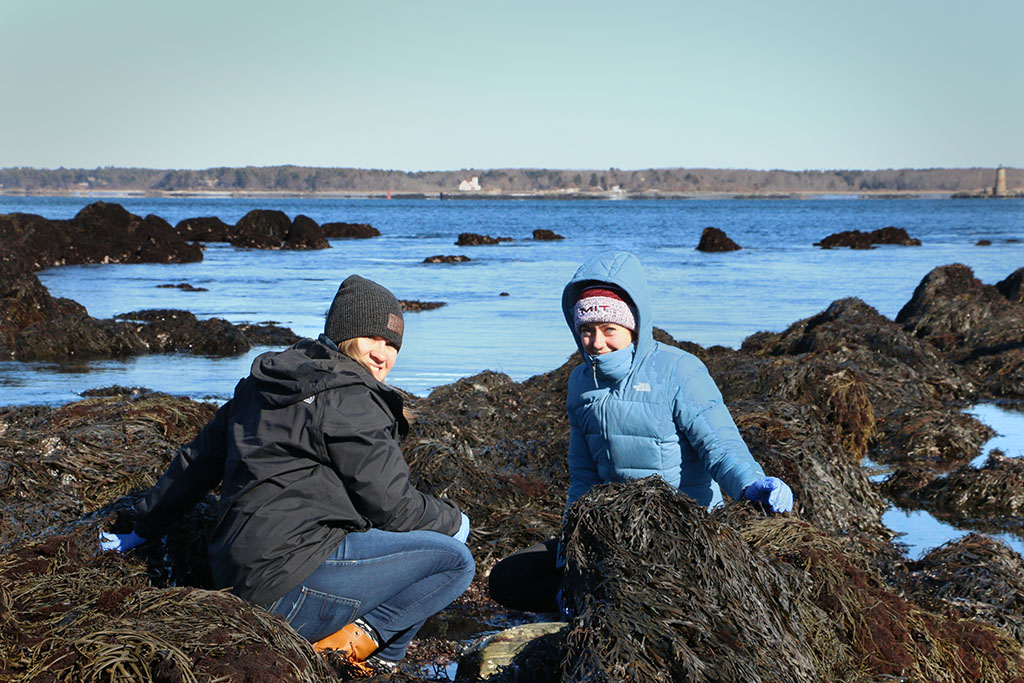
[994,167,1008,197]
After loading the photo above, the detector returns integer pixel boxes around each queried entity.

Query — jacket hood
[562,250,654,367]
[249,337,376,408]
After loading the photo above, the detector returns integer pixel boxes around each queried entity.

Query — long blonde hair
[338,338,372,374]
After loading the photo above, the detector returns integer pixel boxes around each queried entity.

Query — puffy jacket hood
[250,336,376,408]
[562,250,654,369]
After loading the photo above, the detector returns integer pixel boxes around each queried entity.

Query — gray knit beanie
[324,275,405,350]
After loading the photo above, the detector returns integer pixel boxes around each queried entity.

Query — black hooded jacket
[134,337,461,605]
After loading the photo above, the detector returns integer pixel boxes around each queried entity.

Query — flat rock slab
[456,622,566,680]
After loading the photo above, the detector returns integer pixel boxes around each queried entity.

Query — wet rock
[871,407,994,471]
[456,232,513,246]
[696,226,742,252]
[321,221,380,238]
[897,264,1024,398]
[423,255,471,264]
[231,209,292,249]
[284,214,329,250]
[175,216,235,242]
[157,282,208,292]
[399,300,446,312]
[531,229,564,241]
[456,622,566,681]
[237,322,302,347]
[923,450,1024,519]
[977,239,993,246]
[115,309,251,356]
[0,202,203,272]
[815,226,921,249]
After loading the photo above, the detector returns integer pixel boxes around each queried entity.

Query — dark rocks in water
[455,232,513,246]
[321,221,380,238]
[897,264,1024,398]
[815,226,922,249]
[399,300,446,312]
[227,210,331,250]
[231,209,292,249]
[237,322,302,347]
[531,229,564,241]
[696,226,742,252]
[423,254,471,264]
[977,239,993,246]
[157,282,208,292]
[0,202,203,273]
[285,214,330,250]
[175,215,235,242]
[115,309,251,356]
[914,450,1024,520]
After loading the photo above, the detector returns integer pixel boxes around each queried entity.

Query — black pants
[487,538,562,613]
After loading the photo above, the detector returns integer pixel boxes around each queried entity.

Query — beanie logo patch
[387,313,404,335]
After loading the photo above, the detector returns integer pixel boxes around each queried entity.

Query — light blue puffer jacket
[562,251,765,509]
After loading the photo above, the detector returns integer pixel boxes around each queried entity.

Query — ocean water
[2,195,1022,557]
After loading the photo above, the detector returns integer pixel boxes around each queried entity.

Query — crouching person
[101,275,475,675]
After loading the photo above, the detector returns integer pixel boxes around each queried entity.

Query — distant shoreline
[0,189,976,201]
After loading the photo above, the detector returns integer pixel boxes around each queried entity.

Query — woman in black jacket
[101,275,475,674]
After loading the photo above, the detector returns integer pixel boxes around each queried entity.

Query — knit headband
[573,286,637,334]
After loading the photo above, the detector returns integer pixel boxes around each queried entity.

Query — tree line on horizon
[0,165,1018,194]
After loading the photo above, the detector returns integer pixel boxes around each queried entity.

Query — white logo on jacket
[632,382,651,392]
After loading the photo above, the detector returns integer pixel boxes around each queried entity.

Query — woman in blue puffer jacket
[488,250,793,613]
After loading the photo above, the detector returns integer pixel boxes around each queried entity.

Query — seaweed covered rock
[897,264,1024,398]
[0,202,203,272]
[696,226,742,252]
[424,254,471,264]
[321,221,380,238]
[555,478,818,682]
[734,513,1024,682]
[0,390,216,547]
[901,534,1024,646]
[531,229,564,241]
[456,233,513,246]
[285,214,330,250]
[175,215,235,242]
[0,534,336,683]
[741,297,973,411]
[230,210,331,250]
[814,226,921,249]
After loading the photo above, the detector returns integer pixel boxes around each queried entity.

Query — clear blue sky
[3,0,1021,171]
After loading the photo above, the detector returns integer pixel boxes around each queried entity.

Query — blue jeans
[268,528,475,661]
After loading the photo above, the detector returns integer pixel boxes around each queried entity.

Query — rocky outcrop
[399,299,446,312]
[175,216,234,242]
[696,226,742,252]
[896,264,1024,397]
[424,254,471,264]
[815,226,922,249]
[456,232,514,246]
[531,229,564,241]
[321,221,380,239]
[0,202,203,273]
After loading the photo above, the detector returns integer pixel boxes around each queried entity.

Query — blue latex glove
[555,588,575,620]
[743,476,794,513]
[99,530,148,553]
[453,512,471,544]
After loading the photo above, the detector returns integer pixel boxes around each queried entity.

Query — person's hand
[743,477,794,513]
[453,512,471,544]
[555,588,575,620]
[99,530,148,553]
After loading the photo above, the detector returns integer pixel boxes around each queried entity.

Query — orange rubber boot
[313,620,379,660]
